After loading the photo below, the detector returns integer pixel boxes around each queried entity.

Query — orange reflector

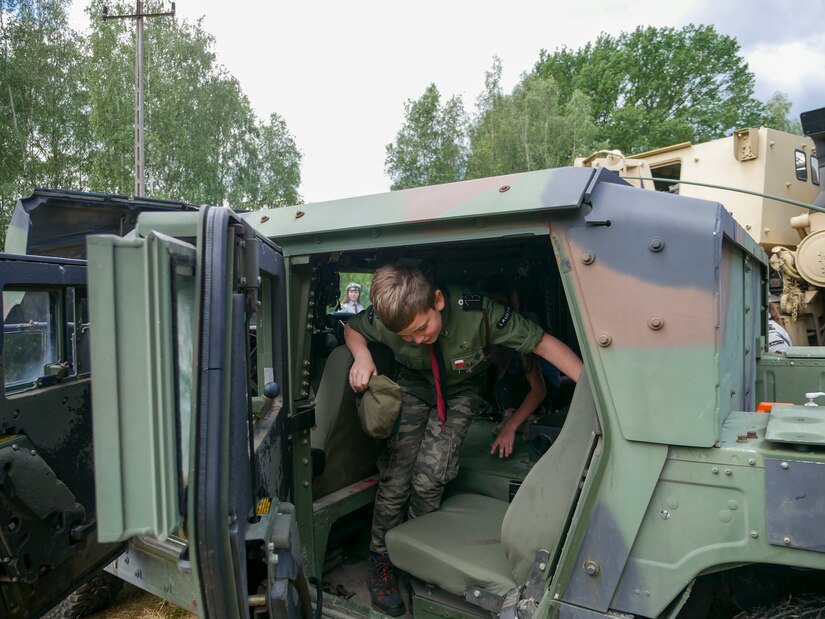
[756,402,792,413]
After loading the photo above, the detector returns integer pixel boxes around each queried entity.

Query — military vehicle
[2,109,825,619]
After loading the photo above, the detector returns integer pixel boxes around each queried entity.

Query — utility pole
[103,2,176,197]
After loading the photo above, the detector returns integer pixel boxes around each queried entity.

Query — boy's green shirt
[348,287,543,396]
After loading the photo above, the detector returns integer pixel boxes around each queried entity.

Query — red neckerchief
[429,343,447,430]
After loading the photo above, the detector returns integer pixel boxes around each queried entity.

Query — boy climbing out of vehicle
[344,264,582,615]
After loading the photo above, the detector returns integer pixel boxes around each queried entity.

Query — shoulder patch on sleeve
[496,306,513,329]
[367,306,375,324]
[459,293,484,311]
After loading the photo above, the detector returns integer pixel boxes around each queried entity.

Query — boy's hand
[491,425,517,458]
[349,352,377,392]
[344,323,377,392]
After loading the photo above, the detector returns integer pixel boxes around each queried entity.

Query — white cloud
[744,39,825,113]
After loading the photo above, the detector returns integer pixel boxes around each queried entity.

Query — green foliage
[467,57,595,178]
[0,0,90,232]
[251,112,302,208]
[762,91,802,135]
[0,0,302,241]
[84,0,302,207]
[386,66,596,189]
[384,83,469,190]
[533,25,766,153]
[84,1,134,193]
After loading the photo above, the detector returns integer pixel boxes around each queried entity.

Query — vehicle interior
[295,234,599,615]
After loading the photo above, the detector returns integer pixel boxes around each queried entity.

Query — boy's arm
[491,356,546,458]
[344,323,377,392]
[533,333,583,383]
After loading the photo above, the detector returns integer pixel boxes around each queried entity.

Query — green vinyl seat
[311,344,394,499]
[384,493,517,595]
[385,372,598,597]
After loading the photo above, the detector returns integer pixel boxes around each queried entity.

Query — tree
[84,1,301,208]
[0,0,302,242]
[249,112,302,207]
[466,57,505,177]
[467,61,595,178]
[0,0,302,231]
[534,25,766,153]
[0,0,90,232]
[84,0,135,194]
[385,83,468,190]
[762,91,802,135]
[475,55,504,116]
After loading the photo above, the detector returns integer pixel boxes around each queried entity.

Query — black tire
[733,595,825,619]
[44,570,124,619]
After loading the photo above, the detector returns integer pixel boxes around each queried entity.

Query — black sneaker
[367,551,405,616]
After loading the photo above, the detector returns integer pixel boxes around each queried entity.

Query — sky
[69,0,825,204]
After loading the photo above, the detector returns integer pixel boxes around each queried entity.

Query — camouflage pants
[370,388,481,553]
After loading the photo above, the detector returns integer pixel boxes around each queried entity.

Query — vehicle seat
[385,372,598,596]
[310,343,394,499]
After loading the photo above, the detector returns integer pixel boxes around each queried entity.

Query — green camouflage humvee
[2,110,825,619]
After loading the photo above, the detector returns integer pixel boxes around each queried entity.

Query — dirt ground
[88,584,195,619]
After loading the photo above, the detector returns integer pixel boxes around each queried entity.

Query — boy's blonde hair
[370,265,436,333]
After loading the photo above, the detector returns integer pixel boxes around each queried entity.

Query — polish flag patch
[453,359,465,368]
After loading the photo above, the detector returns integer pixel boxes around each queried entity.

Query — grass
[88,585,196,619]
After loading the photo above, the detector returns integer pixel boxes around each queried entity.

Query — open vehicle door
[0,254,124,617]
[2,202,308,618]
[84,205,308,618]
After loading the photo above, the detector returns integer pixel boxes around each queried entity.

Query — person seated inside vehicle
[768,294,792,353]
[479,274,562,458]
[340,282,366,313]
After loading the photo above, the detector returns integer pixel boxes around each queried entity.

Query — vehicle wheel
[733,595,825,618]
[44,570,124,619]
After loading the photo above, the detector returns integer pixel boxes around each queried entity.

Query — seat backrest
[310,343,394,499]
[500,371,599,584]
